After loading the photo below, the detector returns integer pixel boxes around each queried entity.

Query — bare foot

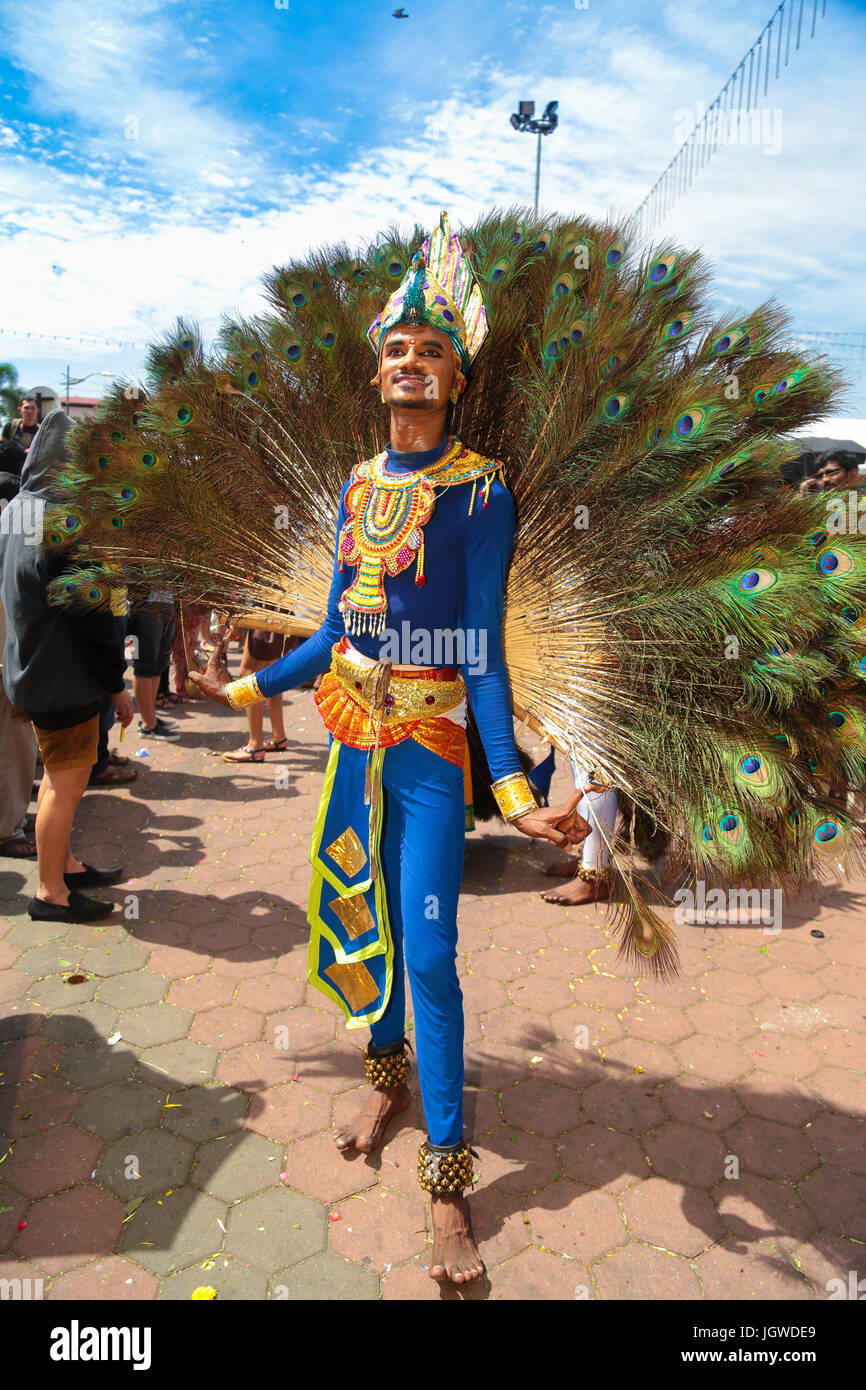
[430,1193,484,1284]
[333,1083,410,1154]
[541,876,610,906]
[543,859,578,878]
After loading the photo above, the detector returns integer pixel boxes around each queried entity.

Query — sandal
[262,736,289,752]
[108,750,130,767]
[222,746,267,763]
[0,836,37,858]
[88,763,138,786]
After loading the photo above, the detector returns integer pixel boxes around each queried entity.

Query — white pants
[571,763,617,870]
[0,674,37,842]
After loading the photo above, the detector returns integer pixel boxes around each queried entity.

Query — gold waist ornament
[329,644,465,724]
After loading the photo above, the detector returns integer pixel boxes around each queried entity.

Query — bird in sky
[392,7,409,17]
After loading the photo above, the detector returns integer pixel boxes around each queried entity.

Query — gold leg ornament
[417,1138,478,1194]
[364,1037,412,1089]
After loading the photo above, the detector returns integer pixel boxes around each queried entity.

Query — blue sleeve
[256,486,349,697]
[459,479,523,782]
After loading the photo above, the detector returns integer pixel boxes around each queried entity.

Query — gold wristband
[491,771,537,822]
[225,673,265,710]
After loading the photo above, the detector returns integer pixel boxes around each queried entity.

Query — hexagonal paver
[46,1256,158,1300]
[725,1116,821,1183]
[225,1187,327,1274]
[158,1256,269,1300]
[15,1186,125,1275]
[558,1123,647,1193]
[246,1081,332,1143]
[798,1167,866,1241]
[642,1122,727,1190]
[96,1128,195,1199]
[2,1125,103,1198]
[118,1190,228,1276]
[489,1246,592,1300]
[712,1172,819,1252]
[595,1242,703,1299]
[190,1004,263,1048]
[330,1187,427,1272]
[137,1040,217,1086]
[96,972,168,1009]
[269,1251,379,1299]
[501,1079,584,1137]
[75,1080,165,1140]
[581,1078,665,1134]
[281,1130,378,1204]
[160,1084,250,1142]
[620,1176,725,1256]
[694,1238,813,1299]
[118,1003,194,1048]
[80,941,150,977]
[40,1001,119,1045]
[192,1130,284,1202]
[526,1181,627,1261]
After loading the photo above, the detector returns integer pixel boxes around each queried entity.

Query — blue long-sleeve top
[255,438,522,781]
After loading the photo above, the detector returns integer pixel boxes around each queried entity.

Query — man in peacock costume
[45,208,863,1284]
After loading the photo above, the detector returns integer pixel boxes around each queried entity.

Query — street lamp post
[509,100,559,214]
[62,368,116,412]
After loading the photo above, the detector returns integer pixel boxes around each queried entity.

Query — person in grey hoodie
[0,410,134,922]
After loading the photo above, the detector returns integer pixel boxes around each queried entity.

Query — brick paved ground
[1,673,864,1301]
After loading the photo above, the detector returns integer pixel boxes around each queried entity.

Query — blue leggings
[368,737,466,1147]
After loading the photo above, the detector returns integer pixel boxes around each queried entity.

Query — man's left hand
[511,791,591,849]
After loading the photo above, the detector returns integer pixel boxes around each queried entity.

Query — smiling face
[375,324,465,411]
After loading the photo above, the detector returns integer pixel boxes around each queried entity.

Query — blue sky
[1,0,865,412]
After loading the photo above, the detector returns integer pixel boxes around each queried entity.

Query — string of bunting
[632,0,829,233]
[0,327,148,350]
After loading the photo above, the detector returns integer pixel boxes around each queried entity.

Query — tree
[0,363,22,423]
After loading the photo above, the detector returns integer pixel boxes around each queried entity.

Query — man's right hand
[110,689,135,727]
[188,644,232,706]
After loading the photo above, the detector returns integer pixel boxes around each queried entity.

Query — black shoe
[138,721,180,741]
[28,891,115,922]
[64,862,125,888]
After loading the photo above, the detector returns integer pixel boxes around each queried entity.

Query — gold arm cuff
[491,771,537,823]
[225,673,265,710]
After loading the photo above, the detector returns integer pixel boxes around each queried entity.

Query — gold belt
[330,646,465,724]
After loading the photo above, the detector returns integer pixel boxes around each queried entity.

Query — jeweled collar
[363,438,498,491]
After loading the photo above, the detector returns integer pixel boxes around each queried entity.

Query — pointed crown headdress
[366,211,488,373]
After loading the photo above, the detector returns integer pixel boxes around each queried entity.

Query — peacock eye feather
[674,406,709,439]
[250,351,262,364]
[141,452,157,468]
[531,239,548,255]
[813,820,839,845]
[387,260,405,278]
[737,567,777,595]
[648,425,663,445]
[510,223,525,246]
[316,322,337,350]
[283,282,308,309]
[718,811,743,841]
[110,430,125,444]
[283,340,302,360]
[751,384,773,405]
[663,312,693,340]
[775,367,807,393]
[489,259,510,283]
[553,272,573,297]
[97,456,111,470]
[569,320,586,345]
[605,238,626,267]
[713,327,749,355]
[818,546,856,577]
[603,393,629,419]
[808,531,827,548]
[647,254,678,286]
[176,406,194,425]
[543,336,562,360]
[180,337,195,351]
[246,372,259,388]
[350,265,367,282]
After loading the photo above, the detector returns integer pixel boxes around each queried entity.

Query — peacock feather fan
[43,207,864,979]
